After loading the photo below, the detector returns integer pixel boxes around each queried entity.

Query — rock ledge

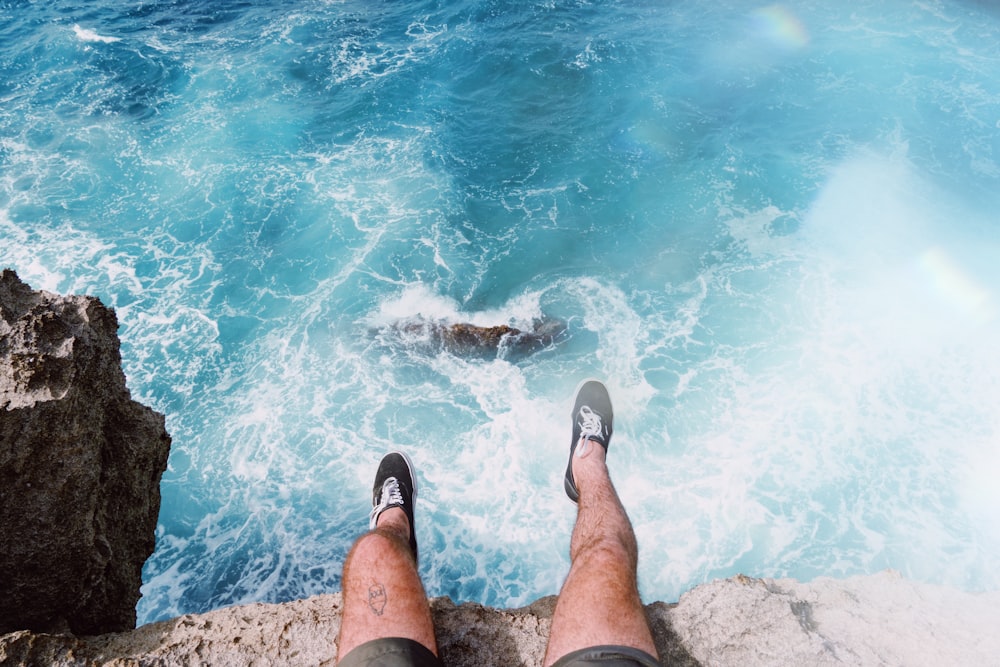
[2,571,998,666]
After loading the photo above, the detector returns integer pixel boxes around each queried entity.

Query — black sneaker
[369,451,418,561]
[564,379,614,503]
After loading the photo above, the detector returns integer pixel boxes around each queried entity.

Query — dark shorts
[338,637,443,667]
[551,645,663,667]
[338,638,661,667]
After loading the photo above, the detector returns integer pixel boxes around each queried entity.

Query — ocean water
[2,0,999,625]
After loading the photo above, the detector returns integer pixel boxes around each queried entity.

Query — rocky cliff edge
[2,570,999,666]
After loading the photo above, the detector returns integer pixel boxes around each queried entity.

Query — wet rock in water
[387,316,567,360]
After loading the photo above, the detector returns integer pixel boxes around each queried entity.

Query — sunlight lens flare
[917,247,995,322]
[750,5,810,51]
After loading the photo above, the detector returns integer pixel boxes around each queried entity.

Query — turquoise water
[2,0,999,625]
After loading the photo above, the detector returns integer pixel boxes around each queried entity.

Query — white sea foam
[371,283,547,330]
[72,24,120,44]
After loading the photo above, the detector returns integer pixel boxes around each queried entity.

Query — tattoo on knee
[368,583,387,616]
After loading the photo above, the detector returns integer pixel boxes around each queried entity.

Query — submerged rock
[0,269,171,635]
[384,316,567,360]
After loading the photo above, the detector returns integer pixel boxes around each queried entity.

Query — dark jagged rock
[387,316,567,360]
[0,269,171,636]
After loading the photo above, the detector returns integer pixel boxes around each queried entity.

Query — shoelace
[577,405,604,442]
[369,476,405,529]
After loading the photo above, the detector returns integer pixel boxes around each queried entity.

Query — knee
[574,539,639,576]
[345,529,412,572]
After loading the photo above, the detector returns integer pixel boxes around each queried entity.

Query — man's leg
[544,382,659,666]
[336,452,439,665]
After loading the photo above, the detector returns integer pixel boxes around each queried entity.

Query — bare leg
[544,443,658,666]
[336,508,437,662]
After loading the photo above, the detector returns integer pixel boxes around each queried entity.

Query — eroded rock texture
[2,572,997,666]
[0,269,171,635]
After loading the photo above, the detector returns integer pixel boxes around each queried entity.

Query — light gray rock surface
[670,571,1000,667]
[0,269,171,636]
[2,571,997,666]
